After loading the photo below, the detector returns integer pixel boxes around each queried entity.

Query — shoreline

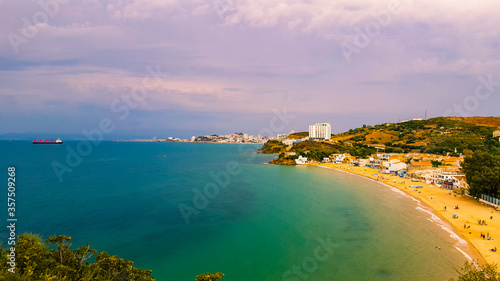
[311,163,498,266]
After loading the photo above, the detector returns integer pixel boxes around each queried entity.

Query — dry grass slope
[448,117,500,128]
[365,130,399,143]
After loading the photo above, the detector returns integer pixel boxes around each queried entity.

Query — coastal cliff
[269,158,297,165]
[260,140,344,165]
[259,140,286,154]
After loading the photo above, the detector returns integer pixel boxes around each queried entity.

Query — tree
[85,252,154,280]
[45,235,72,265]
[461,151,500,198]
[196,272,225,281]
[450,261,500,281]
[431,160,441,168]
[0,233,156,281]
[12,233,49,279]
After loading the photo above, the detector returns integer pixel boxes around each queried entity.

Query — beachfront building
[366,157,382,169]
[295,156,308,165]
[358,159,369,167]
[441,156,464,167]
[422,172,464,189]
[452,175,469,194]
[409,161,433,171]
[377,153,391,161]
[330,153,352,164]
[309,123,332,140]
[382,160,407,172]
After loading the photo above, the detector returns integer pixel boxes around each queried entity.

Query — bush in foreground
[196,272,225,281]
[0,233,156,281]
[451,261,500,281]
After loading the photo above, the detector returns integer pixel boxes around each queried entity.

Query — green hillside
[261,117,500,165]
[334,117,500,155]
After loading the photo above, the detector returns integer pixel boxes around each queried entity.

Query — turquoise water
[0,141,472,280]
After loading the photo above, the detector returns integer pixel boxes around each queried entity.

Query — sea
[0,141,475,280]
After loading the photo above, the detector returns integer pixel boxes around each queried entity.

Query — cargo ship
[32,138,63,144]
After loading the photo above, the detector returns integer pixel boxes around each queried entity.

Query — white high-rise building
[309,123,332,140]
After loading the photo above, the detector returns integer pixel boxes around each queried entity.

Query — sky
[1,0,500,139]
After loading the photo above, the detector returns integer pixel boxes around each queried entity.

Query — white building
[382,161,407,172]
[295,156,308,165]
[330,153,350,164]
[358,159,369,167]
[309,123,332,140]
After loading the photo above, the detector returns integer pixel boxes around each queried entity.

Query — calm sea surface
[0,141,473,280]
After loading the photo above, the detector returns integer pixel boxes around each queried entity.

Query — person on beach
[444,206,447,211]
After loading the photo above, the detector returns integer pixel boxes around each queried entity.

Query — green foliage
[450,261,500,281]
[431,160,441,168]
[347,144,376,158]
[13,233,49,279]
[384,147,404,153]
[195,272,225,281]
[461,151,500,198]
[260,140,286,154]
[290,141,342,161]
[84,252,154,281]
[340,117,499,155]
[0,233,156,281]
[287,132,309,139]
[305,148,337,161]
[349,135,366,142]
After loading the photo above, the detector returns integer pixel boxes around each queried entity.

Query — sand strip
[313,163,499,265]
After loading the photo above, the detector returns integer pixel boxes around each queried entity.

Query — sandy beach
[313,162,500,266]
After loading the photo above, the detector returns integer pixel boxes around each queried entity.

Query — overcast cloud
[1,0,499,138]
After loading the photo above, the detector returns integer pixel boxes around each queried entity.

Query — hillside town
[274,122,500,201]
[115,132,273,144]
